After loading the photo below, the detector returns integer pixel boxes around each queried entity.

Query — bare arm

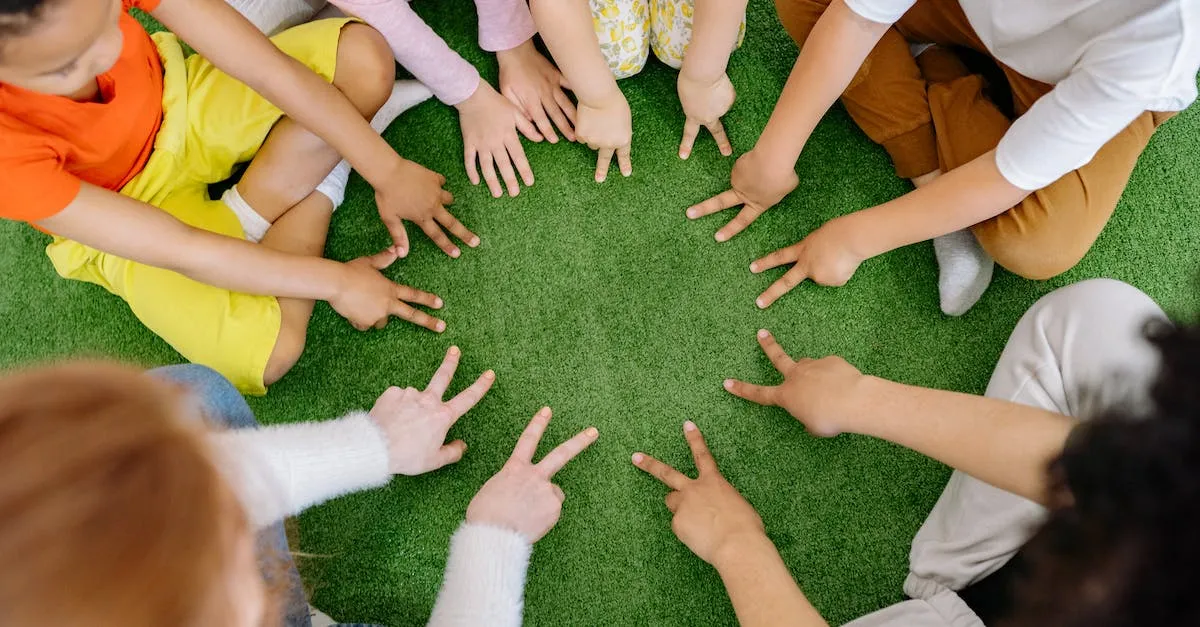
[529,0,619,106]
[680,0,749,82]
[151,0,402,186]
[716,534,828,627]
[38,185,345,300]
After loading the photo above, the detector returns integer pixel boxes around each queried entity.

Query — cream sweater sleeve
[211,412,393,529]
[428,523,533,627]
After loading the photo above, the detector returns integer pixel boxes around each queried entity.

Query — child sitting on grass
[0,0,479,395]
[689,0,1200,316]
[230,0,579,200]
[530,0,748,182]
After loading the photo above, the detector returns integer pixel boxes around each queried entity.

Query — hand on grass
[632,421,766,566]
[575,90,633,183]
[686,149,798,242]
[332,250,446,333]
[749,217,865,308]
[723,330,866,437]
[677,72,735,159]
[458,78,542,198]
[369,346,496,475]
[375,158,478,258]
[498,40,577,144]
[466,407,599,542]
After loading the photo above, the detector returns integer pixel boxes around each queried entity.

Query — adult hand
[575,91,632,183]
[458,79,542,198]
[498,40,577,144]
[677,72,735,159]
[368,346,496,475]
[686,149,798,242]
[748,217,865,308]
[723,329,866,437]
[330,250,446,333]
[466,407,599,542]
[632,421,766,566]
[374,158,478,259]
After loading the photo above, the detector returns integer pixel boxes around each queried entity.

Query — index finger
[616,145,632,178]
[535,426,600,477]
[595,148,614,183]
[756,329,796,372]
[686,190,742,220]
[757,266,809,310]
[512,407,552,463]
[631,452,690,490]
[436,208,481,248]
[707,119,733,157]
[679,118,701,160]
[425,345,462,398]
[683,421,718,475]
[445,369,497,421]
[390,300,446,333]
[715,204,767,243]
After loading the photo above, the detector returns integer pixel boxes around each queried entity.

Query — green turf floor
[3,2,1200,625]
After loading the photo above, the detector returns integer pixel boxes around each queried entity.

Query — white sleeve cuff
[211,412,392,528]
[843,0,915,24]
[428,523,532,627]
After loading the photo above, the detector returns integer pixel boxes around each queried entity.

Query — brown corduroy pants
[775,0,1172,279]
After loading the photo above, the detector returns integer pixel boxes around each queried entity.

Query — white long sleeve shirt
[845,0,1200,191]
[211,415,530,627]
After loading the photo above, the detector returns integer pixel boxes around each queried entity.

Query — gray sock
[934,229,995,316]
[314,80,434,208]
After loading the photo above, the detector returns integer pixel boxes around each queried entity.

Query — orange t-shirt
[0,0,164,222]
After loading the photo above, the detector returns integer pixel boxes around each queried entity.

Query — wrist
[838,375,891,437]
[579,82,626,110]
[834,209,896,261]
[711,530,776,572]
[496,39,538,68]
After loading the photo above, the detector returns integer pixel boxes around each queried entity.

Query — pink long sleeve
[328,0,481,105]
[474,0,536,52]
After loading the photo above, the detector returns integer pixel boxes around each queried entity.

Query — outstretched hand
[498,40,577,145]
[466,407,599,542]
[458,79,542,198]
[375,159,478,259]
[368,346,496,475]
[748,218,865,308]
[686,149,798,242]
[331,250,446,333]
[677,72,735,159]
[723,329,866,437]
[632,421,765,566]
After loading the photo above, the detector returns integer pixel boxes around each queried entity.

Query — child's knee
[263,326,307,387]
[333,23,395,115]
[973,220,1089,281]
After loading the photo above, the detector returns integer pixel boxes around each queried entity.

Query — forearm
[715,534,827,627]
[429,524,532,627]
[845,376,1074,504]
[844,151,1030,259]
[211,413,392,528]
[530,0,620,105]
[679,0,748,81]
[753,0,888,165]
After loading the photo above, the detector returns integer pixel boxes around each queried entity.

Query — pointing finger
[632,452,690,490]
[686,190,742,220]
[683,421,718,475]
[536,426,600,477]
[757,266,809,309]
[425,345,461,398]
[751,244,801,274]
[679,118,701,160]
[445,369,497,421]
[708,119,733,157]
[617,144,632,177]
[722,378,778,406]
[756,329,796,372]
[389,300,446,333]
[512,407,552,463]
[715,203,767,243]
[595,148,614,183]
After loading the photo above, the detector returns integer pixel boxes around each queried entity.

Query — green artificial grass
[3,2,1200,625]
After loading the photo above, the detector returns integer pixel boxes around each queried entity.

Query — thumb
[435,440,468,467]
[366,248,399,270]
[388,220,411,258]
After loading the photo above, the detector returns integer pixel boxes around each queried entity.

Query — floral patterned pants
[589,0,746,78]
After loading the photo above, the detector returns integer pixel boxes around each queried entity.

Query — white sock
[934,229,995,317]
[308,605,337,627]
[910,42,935,58]
[221,186,271,243]
[314,80,434,208]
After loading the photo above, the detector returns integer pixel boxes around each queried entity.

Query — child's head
[0,363,271,627]
[1010,320,1200,626]
[0,0,124,95]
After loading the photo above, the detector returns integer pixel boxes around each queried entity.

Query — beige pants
[590,0,745,78]
[847,278,1166,627]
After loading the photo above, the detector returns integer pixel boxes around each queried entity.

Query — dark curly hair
[0,0,56,38]
[1008,319,1200,626]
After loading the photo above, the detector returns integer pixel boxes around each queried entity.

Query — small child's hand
[686,149,799,242]
[458,79,542,198]
[375,159,477,258]
[331,250,447,333]
[632,421,766,567]
[749,216,865,307]
[677,72,735,159]
[575,91,632,183]
[369,346,496,476]
[722,330,867,437]
[498,40,577,144]
[466,407,599,542]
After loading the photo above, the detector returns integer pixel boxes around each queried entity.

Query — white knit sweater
[211,414,531,626]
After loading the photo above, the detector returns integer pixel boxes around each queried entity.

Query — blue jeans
[150,365,379,627]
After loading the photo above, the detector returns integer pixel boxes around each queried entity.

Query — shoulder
[1080,0,1198,96]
